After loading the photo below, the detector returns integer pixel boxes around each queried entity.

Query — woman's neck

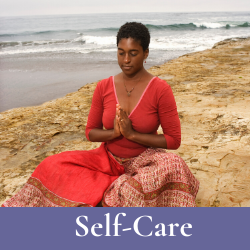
[122,67,148,82]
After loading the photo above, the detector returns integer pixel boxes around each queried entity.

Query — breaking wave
[1,21,248,39]
[145,22,249,30]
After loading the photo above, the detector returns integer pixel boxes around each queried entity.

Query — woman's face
[117,37,149,77]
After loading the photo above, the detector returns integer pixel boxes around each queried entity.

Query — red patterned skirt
[2,144,199,207]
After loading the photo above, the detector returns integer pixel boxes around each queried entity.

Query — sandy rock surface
[1,37,250,207]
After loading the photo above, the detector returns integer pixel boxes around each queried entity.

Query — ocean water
[1,12,249,62]
[0,12,249,111]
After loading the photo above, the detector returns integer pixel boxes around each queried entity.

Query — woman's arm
[88,114,121,142]
[127,131,168,148]
[85,80,122,142]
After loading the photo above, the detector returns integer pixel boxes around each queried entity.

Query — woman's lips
[123,65,132,70]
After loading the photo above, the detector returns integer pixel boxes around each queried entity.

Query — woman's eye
[119,53,124,56]
[131,53,137,56]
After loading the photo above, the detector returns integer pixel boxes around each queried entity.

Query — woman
[2,22,199,207]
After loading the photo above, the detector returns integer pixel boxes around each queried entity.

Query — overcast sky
[0,0,250,16]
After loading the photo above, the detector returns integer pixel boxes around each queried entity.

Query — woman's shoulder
[150,76,171,92]
[95,76,114,92]
[97,76,113,86]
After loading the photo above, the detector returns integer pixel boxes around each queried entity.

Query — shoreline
[0,37,250,207]
[0,55,158,113]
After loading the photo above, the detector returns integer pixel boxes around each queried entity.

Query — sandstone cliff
[1,37,250,207]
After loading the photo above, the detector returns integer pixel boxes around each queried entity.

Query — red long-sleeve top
[85,76,181,158]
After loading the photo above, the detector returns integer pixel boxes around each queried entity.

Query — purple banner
[0,208,248,250]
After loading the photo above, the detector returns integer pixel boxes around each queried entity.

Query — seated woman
[2,22,199,207]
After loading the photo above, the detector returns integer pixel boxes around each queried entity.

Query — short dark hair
[116,22,150,51]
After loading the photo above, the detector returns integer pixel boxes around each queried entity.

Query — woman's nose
[124,54,130,63]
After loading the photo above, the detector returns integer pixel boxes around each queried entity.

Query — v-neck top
[113,76,157,117]
[85,76,181,158]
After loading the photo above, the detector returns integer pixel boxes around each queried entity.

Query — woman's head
[116,22,150,51]
[116,22,150,76]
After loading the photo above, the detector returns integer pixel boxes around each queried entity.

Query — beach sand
[0,37,250,207]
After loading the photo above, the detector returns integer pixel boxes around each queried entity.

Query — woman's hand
[117,104,135,140]
[115,104,168,149]
[113,105,121,138]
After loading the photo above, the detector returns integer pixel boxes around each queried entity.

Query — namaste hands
[113,104,134,140]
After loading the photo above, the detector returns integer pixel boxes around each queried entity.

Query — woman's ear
[144,48,149,60]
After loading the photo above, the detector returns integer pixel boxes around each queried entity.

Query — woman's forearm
[88,128,118,142]
[127,131,168,149]
[89,128,168,149]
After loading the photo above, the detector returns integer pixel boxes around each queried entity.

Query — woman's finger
[119,110,125,123]
[120,108,127,119]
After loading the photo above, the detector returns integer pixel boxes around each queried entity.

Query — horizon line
[1,10,249,18]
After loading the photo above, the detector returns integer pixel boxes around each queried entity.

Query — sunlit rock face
[1,37,250,207]
[153,37,250,207]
